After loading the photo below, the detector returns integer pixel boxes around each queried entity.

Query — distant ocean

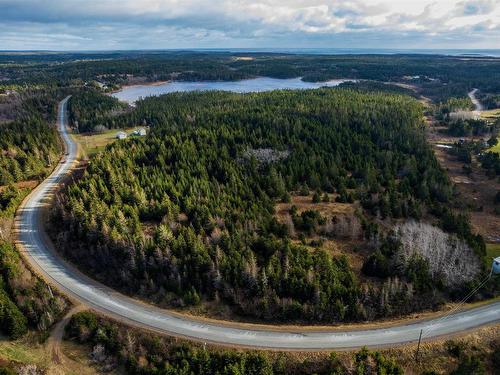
[192,48,500,58]
[2,48,499,58]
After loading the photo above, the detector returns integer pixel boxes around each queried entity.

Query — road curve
[15,97,500,350]
[468,88,484,114]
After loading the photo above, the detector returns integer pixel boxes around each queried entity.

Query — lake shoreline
[112,77,355,104]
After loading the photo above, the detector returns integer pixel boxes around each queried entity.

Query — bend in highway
[14,96,500,349]
[468,88,484,114]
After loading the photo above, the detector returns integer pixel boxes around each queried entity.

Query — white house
[132,128,147,136]
[116,131,127,140]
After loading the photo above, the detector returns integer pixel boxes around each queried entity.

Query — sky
[1,0,500,50]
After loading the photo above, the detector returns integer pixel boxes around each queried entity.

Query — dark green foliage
[66,311,277,375]
[479,151,500,177]
[66,311,404,375]
[491,340,500,368]
[0,90,62,185]
[312,191,321,203]
[65,310,98,341]
[445,340,467,358]
[68,89,128,133]
[3,52,500,102]
[53,89,458,321]
[438,208,485,257]
[0,89,67,340]
[0,186,28,219]
[362,236,401,278]
[477,92,500,110]
[0,286,28,338]
[447,119,490,137]
[0,240,67,334]
[450,355,485,375]
[0,367,17,375]
[406,255,434,293]
[339,81,419,98]
[487,137,498,148]
[362,249,392,278]
[353,347,403,375]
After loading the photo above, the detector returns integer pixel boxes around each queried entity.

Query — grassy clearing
[0,335,48,367]
[0,335,103,374]
[275,193,355,222]
[480,108,500,120]
[72,127,145,158]
[486,243,500,259]
[488,138,500,154]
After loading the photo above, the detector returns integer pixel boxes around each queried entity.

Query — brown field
[427,125,500,243]
[233,56,255,61]
[275,193,355,220]
[0,180,37,193]
[480,108,500,120]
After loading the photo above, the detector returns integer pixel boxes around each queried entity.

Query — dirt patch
[275,194,355,221]
[233,57,255,61]
[0,180,38,193]
[427,126,500,242]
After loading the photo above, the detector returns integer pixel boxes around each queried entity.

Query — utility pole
[415,329,423,362]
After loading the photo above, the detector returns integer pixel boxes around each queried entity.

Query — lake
[112,77,353,104]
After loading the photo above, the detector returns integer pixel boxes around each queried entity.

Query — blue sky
[1,0,499,50]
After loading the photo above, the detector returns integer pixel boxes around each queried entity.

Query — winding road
[14,97,500,349]
[468,88,484,114]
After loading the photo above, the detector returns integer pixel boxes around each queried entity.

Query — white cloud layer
[0,0,499,49]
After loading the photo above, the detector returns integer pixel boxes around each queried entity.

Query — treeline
[65,310,404,375]
[68,89,129,133]
[0,89,68,339]
[477,91,500,109]
[65,311,500,375]
[51,89,478,322]
[0,89,64,185]
[0,240,68,338]
[2,52,500,101]
[339,80,420,98]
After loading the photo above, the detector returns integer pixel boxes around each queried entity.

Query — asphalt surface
[15,96,500,349]
[469,88,485,113]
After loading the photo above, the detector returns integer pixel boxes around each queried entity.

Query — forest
[0,89,68,339]
[68,89,129,133]
[2,51,500,102]
[50,88,488,323]
[64,310,406,374]
[0,90,63,185]
[60,310,499,375]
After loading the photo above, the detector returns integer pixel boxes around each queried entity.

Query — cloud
[0,0,499,49]
[457,0,496,15]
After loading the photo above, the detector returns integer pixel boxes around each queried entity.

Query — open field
[487,243,500,259]
[480,108,500,120]
[489,138,500,154]
[0,335,106,375]
[275,193,355,220]
[72,127,145,158]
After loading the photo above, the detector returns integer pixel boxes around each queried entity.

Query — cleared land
[72,127,145,158]
[487,243,500,259]
[0,335,105,375]
[480,108,500,120]
[489,138,500,154]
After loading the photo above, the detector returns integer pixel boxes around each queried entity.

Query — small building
[116,131,127,140]
[131,128,147,136]
[493,257,500,274]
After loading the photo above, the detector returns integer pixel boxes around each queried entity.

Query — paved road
[468,88,484,113]
[15,97,500,349]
